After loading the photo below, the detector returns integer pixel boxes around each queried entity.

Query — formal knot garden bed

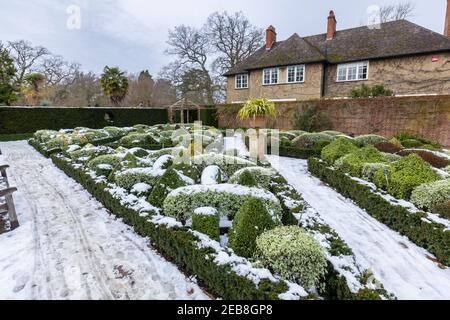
[28,124,394,300]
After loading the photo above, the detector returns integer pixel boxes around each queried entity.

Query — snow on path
[267,156,450,300]
[0,141,208,300]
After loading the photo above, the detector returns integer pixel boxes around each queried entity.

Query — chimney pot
[327,10,337,41]
[445,0,450,37]
[266,25,277,50]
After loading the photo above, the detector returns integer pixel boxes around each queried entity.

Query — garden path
[267,155,450,300]
[0,141,208,300]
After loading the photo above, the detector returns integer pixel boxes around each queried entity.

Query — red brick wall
[218,95,450,146]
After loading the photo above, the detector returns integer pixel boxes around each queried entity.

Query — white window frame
[336,61,369,82]
[235,74,249,89]
[286,65,305,83]
[263,68,279,85]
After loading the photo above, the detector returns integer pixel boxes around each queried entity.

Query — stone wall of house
[225,63,323,103]
[324,53,450,97]
[217,95,450,146]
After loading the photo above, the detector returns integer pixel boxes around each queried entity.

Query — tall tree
[206,11,264,74]
[380,2,415,22]
[124,70,155,107]
[164,11,262,104]
[7,40,50,88]
[0,43,18,105]
[166,25,215,104]
[100,66,129,106]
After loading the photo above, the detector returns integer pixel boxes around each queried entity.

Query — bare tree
[380,2,415,23]
[40,55,80,87]
[206,11,264,74]
[7,40,50,87]
[166,25,215,104]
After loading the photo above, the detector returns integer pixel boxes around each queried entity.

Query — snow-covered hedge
[191,154,255,176]
[255,226,327,289]
[115,168,158,190]
[308,157,450,267]
[354,134,387,147]
[163,184,283,221]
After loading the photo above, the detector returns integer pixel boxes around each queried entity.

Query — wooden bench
[0,164,19,230]
[0,187,19,230]
[0,165,10,188]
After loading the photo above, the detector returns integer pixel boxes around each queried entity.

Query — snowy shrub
[191,207,220,241]
[103,126,126,137]
[115,168,157,190]
[125,148,150,158]
[432,201,450,219]
[153,155,174,172]
[192,154,255,177]
[382,153,402,163]
[34,130,59,143]
[373,154,441,199]
[46,135,70,150]
[292,133,334,150]
[401,139,423,149]
[69,145,112,162]
[170,163,201,184]
[444,166,450,175]
[255,226,327,288]
[150,147,187,160]
[87,154,122,176]
[228,198,278,258]
[229,167,276,189]
[172,133,215,148]
[201,165,224,185]
[120,133,159,148]
[321,137,359,165]
[131,183,152,196]
[339,146,388,177]
[411,179,450,211]
[163,184,282,221]
[230,170,258,188]
[321,131,347,137]
[148,168,188,208]
[354,135,387,147]
[361,163,390,182]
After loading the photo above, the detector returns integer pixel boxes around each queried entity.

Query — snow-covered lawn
[267,156,450,300]
[0,141,208,300]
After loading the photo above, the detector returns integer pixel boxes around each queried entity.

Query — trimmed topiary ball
[292,133,334,150]
[321,137,359,165]
[340,145,388,177]
[115,168,157,190]
[192,207,220,241]
[148,168,187,208]
[228,198,278,258]
[411,179,450,211]
[255,226,327,288]
[373,154,441,200]
[87,154,122,177]
[354,134,387,147]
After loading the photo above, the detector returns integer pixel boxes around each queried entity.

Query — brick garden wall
[217,95,450,146]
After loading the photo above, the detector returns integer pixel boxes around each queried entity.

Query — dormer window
[337,61,369,82]
[263,68,279,85]
[235,74,249,89]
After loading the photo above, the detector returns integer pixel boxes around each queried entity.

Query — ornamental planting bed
[28,124,393,300]
[307,134,450,267]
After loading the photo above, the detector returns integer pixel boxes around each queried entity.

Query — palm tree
[100,66,129,106]
[237,98,277,128]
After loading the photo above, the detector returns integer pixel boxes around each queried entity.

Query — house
[224,6,450,103]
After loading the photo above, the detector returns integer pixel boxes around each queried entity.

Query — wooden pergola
[167,98,206,124]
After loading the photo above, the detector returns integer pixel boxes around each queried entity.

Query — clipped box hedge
[308,157,450,267]
[37,148,292,300]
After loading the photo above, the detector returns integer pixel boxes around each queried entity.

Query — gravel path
[0,141,208,300]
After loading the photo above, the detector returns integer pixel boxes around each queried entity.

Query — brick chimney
[266,25,277,50]
[327,10,337,40]
[445,0,450,37]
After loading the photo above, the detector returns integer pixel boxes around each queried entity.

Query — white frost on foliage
[194,207,218,216]
[168,184,279,203]
[153,155,174,173]
[131,183,151,194]
[278,282,308,300]
[150,215,183,228]
[201,165,221,185]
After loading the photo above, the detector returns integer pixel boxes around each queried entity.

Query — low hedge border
[308,157,450,267]
[45,151,300,300]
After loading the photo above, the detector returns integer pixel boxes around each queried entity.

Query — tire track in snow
[268,156,450,300]
[0,141,208,300]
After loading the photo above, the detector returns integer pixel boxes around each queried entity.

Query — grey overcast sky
[0,0,448,75]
